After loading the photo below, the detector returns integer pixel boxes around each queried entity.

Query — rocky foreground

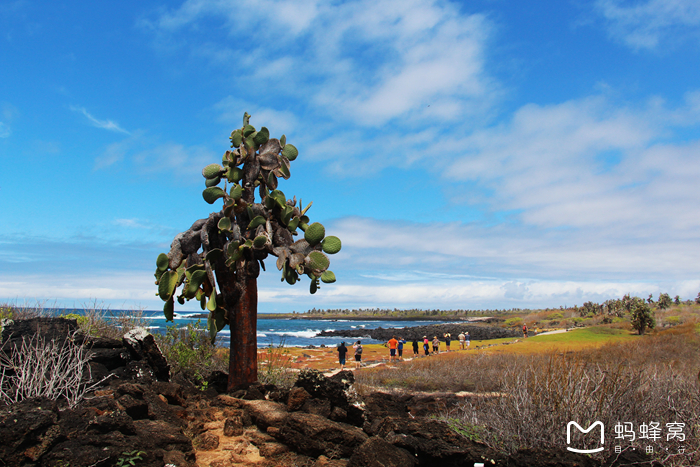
[0,318,661,467]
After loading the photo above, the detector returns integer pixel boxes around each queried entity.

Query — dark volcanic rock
[123,328,170,381]
[349,436,416,467]
[272,411,368,459]
[294,369,365,427]
[507,447,599,467]
[317,323,520,342]
[375,416,504,467]
[1,317,78,354]
[0,397,59,466]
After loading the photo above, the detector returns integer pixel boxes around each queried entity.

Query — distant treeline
[293,307,528,318]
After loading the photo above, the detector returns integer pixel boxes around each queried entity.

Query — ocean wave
[266,330,321,339]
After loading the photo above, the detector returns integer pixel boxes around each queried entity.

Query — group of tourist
[336,331,473,369]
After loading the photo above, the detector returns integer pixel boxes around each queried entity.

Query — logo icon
[567,421,605,453]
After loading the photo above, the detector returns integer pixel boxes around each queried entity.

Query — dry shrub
[0,331,107,408]
[357,324,700,465]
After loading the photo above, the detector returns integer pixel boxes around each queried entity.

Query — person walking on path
[397,337,406,360]
[423,336,430,356]
[465,331,471,348]
[387,335,399,362]
[337,341,348,369]
[432,336,440,355]
[444,333,451,352]
[523,323,528,338]
[412,338,419,357]
[352,340,363,369]
[458,332,466,350]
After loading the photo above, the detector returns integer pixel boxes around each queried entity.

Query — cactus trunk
[227,274,258,390]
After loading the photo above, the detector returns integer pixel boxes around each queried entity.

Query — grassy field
[351,317,700,466]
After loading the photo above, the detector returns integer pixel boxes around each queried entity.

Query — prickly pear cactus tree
[154,112,341,390]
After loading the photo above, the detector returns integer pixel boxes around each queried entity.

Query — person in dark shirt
[337,341,348,369]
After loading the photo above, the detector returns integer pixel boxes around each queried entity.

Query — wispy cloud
[0,122,9,138]
[595,0,700,49]
[70,105,130,134]
[141,0,498,128]
[94,131,215,177]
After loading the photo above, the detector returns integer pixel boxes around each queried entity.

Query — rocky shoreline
[0,318,661,467]
[316,322,521,342]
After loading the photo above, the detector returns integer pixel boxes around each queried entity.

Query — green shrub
[155,320,225,388]
[504,317,523,327]
[665,316,681,326]
[257,341,296,389]
[546,312,563,320]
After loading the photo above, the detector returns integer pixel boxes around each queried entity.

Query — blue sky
[2,0,700,313]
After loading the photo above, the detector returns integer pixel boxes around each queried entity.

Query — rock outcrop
[0,318,668,467]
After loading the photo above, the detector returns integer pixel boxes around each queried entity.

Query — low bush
[257,341,296,389]
[0,331,106,408]
[155,320,227,388]
[504,317,523,327]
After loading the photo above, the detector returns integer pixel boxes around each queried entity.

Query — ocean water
[57,309,447,348]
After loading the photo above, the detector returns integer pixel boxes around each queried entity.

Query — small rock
[193,432,220,451]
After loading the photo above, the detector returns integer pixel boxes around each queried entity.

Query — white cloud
[94,131,216,178]
[595,0,700,49]
[70,106,130,134]
[143,0,497,127]
[330,212,700,281]
[442,95,700,237]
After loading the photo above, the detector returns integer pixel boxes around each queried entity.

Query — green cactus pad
[202,187,226,204]
[269,190,286,208]
[282,144,298,161]
[203,163,224,179]
[288,217,300,232]
[229,184,243,200]
[218,217,232,232]
[206,291,217,312]
[310,278,318,294]
[208,314,217,343]
[267,171,278,190]
[164,298,175,321]
[230,129,243,148]
[253,235,267,249]
[280,134,286,147]
[248,215,266,230]
[183,269,207,299]
[321,236,341,254]
[205,176,221,187]
[254,127,269,145]
[158,270,178,301]
[242,112,250,126]
[227,167,243,183]
[243,124,256,137]
[307,251,330,271]
[304,222,325,246]
[277,160,290,179]
[156,253,169,272]
[285,266,298,285]
[200,292,206,310]
[321,270,336,283]
[214,307,226,332]
[205,248,224,264]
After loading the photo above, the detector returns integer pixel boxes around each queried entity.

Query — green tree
[657,293,672,310]
[154,113,341,390]
[630,298,655,335]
